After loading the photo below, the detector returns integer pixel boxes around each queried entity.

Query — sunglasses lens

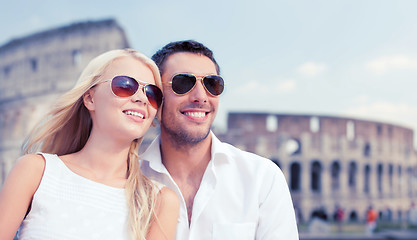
[203,75,224,96]
[111,76,138,97]
[144,85,163,109]
[172,74,196,94]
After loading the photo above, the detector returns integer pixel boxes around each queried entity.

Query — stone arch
[346,120,355,140]
[310,207,328,222]
[331,160,341,191]
[407,167,413,195]
[290,162,301,191]
[388,164,394,193]
[348,161,357,191]
[349,210,358,222]
[72,49,82,66]
[311,160,322,192]
[364,164,371,194]
[398,165,402,193]
[266,115,278,132]
[310,116,320,132]
[285,138,302,155]
[30,58,38,72]
[364,143,371,157]
[377,163,384,194]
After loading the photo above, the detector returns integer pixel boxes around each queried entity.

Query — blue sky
[1,0,417,142]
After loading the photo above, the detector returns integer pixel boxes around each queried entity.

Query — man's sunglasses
[169,73,224,96]
[102,75,163,109]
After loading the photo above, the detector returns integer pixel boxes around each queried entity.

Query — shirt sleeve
[256,165,299,240]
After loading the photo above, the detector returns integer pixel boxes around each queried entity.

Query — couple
[0,40,298,239]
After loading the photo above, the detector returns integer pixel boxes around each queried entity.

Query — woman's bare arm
[147,187,180,240]
[0,154,45,239]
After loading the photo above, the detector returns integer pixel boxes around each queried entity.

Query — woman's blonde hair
[23,48,162,240]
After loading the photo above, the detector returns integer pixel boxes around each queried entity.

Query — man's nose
[189,78,208,102]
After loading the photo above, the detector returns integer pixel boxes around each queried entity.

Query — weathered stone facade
[218,112,417,223]
[0,19,130,182]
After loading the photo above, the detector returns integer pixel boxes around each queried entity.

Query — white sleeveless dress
[18,153,161,240]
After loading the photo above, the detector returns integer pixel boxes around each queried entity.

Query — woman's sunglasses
[169,73,224,96]
[102,75,163,109]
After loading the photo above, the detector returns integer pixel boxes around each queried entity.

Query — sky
[1,0,417,143]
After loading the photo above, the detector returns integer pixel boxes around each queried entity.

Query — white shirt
[140,132,299,240]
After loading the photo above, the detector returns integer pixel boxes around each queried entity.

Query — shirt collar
[210,131,232,164]
[140,131,232,173]
[140,135,168,173]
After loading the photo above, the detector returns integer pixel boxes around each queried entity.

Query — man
[141,40,299,239]
[366,205,377,235]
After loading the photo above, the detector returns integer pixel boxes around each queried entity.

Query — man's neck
[159,132,212,225]
[160,132,212,179]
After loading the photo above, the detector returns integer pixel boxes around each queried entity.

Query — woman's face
[85,56,158,143]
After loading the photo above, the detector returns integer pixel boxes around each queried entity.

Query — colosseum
[1,19,417,227]
[0,19,130,182]
[217,112,417,224]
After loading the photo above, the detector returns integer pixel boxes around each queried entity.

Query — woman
[0,49,179,239]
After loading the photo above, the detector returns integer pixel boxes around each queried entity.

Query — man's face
[160,52,219,145]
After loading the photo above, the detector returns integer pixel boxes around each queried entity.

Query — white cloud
[275,79,296,93]
[297,62,327,77]
[27,15,44,29]
[235,79,296,95]
[351,95,370,104]
[366,55,417,75]
[235,81,269,95]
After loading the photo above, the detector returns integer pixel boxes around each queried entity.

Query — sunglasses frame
[101,75,163,109]
[169,73,224,97]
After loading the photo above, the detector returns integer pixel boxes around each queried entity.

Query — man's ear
[83,89,96,111]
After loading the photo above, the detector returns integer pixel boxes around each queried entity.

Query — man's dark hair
[151,40,220,75]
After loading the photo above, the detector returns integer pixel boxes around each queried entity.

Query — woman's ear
[83,89,96,111]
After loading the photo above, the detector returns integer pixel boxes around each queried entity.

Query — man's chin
[187,130,211,143]
[163,125,211,146]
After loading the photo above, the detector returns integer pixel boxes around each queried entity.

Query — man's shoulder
[216,140,277,171]
[215,140,289,197]
[217,140,268,160]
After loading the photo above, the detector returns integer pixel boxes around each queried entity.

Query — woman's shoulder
[1,154,46,202]
[16,153,46,172]
[12,154,46,184]
[149,180,179,205]
[158,187,179,208]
